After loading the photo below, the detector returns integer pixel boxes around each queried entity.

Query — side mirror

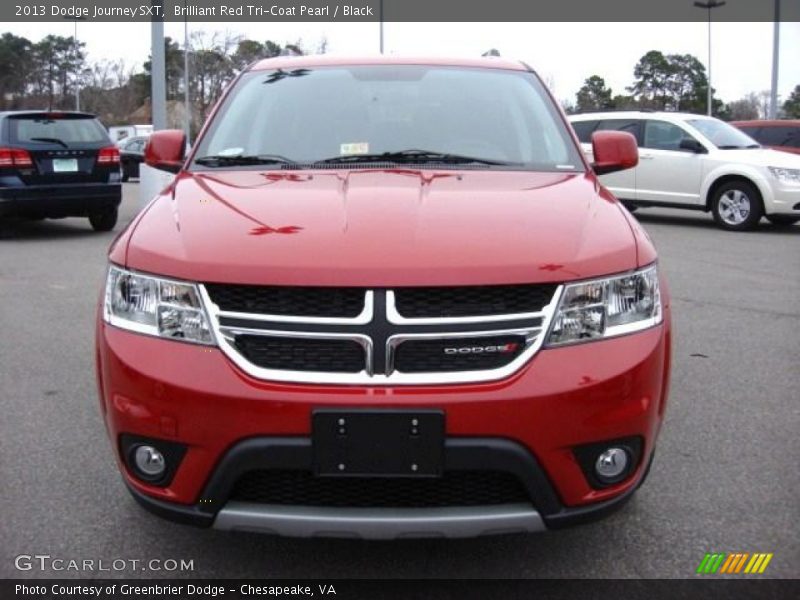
[679,138,707,154]
[591,131,639,175]
[144,130,186,173]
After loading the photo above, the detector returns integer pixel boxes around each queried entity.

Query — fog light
[134,445,166,478]
[595,447,629,481]
[120,435,186,487]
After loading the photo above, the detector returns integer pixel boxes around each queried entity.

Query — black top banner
[4,0,799,23]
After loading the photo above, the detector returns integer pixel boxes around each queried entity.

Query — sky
[7,21,800,106]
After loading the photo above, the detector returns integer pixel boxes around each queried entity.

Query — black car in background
[118,135,148,181]
[0,111,122,231]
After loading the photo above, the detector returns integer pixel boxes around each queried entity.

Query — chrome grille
[200,284,561,385]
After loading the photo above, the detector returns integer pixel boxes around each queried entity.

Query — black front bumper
[0,183,121,218]
[125,437,649,533]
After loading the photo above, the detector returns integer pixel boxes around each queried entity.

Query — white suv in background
[569,111,800,231]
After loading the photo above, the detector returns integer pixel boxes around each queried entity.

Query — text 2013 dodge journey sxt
[96,56,671,538]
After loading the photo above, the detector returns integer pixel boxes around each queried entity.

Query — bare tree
[727,93,760,121]
[190,31,239,126]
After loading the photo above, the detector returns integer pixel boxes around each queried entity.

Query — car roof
[731,119,800,127]
[0,110,98,119]
[248,54,528,73]
[569,111,715,122]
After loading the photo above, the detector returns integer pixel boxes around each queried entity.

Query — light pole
[184,0,191,143]
[74,20,79,110]
[150,1,167,131]
[694,0,726,116]
[769,0,780,119]
[379,0,384,54]
[63,17,84,110]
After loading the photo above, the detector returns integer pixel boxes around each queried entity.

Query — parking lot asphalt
[1,183,798,579]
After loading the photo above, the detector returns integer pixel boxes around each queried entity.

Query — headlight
[546,264,662,346]
[768,166,800,184]
[104,266,215,345]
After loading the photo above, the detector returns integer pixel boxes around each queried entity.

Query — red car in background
[96,56,671,539]
[732,120,800,155]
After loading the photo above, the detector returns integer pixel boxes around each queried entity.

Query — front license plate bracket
[312,410,444,478]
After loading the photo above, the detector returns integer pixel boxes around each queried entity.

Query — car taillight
[0,147,33,167]
[97,146,120,165]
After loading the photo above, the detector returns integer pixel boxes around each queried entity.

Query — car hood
[711,147,800,167]
[124,169,639,287]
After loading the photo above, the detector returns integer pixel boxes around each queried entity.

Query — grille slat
[234,336,365,373]
[394,284,557,318]
[230,470,530,508]
[206,284,365,318]
[394,335,526,373]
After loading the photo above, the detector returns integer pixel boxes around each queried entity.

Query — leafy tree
[575,75,614,112]
[231,39,267,72]
[2,31,313,128]
[0,33,33,108]
[628,50,717,114]
[143,36,185,100]
[230,38,301,72]
[611,94,638,110]
[264,40,283,57]
[628,50,672,108]
[29,35,86,110]
[783,84,800,118]
[665,54,708,113]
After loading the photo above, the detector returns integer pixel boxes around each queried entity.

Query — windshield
[191,65,583,171]
[686,118,760,149]
[10,115,108,145]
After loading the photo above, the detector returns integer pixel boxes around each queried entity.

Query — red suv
[732,120,800,155]
[96,56,671,538]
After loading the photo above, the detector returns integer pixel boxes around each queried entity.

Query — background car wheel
[121,169,130,183]
[766,215,800,227]
[89,208,118,232]
[710,180,763,231]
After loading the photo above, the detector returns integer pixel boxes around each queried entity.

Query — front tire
[710,181,763,231]
[766,215,800,227]
[89,207,118,232]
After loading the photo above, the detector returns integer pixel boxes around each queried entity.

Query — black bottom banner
[4,579,799,600]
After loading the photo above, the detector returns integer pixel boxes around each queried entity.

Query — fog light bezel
[119,434,187,487]
[573,436,643,489]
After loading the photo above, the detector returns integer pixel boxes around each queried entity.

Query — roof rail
[571,108,660,115]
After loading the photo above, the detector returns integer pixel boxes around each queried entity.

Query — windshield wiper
[315,149,514,166]
[194,154,298,167]
[29,137,69,149]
